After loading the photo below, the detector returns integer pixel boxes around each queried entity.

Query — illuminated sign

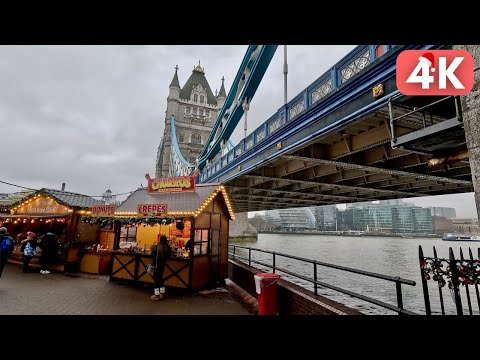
[90,205,116,216]
[16,197,69,215]
[145,174,196,194]
[137,204,167,216]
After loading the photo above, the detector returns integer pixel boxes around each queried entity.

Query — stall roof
[0,213,69,219]
[9,188,103,210]
[115,184,234,219]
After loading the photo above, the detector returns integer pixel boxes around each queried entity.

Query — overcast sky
[0,45,477,217]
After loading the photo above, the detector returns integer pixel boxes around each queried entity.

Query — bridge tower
[454,45,480,222]
[155,63,225,177]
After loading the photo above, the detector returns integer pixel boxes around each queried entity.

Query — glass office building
[264,207,316,231]
[352,205,433,234]
[310,205,337,231]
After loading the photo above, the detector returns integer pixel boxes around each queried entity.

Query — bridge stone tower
[155,63,226,177]
[454,45,480,222]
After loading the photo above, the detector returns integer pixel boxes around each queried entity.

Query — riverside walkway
[0,264,251,315]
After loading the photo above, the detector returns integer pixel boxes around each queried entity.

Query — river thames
[230,233,480,315]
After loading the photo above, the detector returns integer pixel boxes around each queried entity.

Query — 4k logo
[397,50,474,95]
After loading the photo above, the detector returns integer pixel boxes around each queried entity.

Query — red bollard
[254,273,281,315]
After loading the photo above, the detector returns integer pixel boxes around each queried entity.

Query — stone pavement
[0,263,252,315]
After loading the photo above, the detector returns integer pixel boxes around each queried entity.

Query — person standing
[21,231,38,273]
[150,235,171,301]
[15,233,26,252]
[39,232,58,274]
[0,227,14,278]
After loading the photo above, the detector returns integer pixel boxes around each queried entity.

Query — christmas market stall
[83,175,234,291]
[2,188,104,271]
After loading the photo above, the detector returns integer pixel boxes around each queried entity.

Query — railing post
[248,248,251,267]
[330,67,338,90]
[272,252,276,274]
[396,281,404,315]
[233,245,236,260]
[433,246,445,315]
[419,245,432,315]
[460,248,473,315]
[314,262,318,295]
[455,95,462,122]
[469,247,480,314]
[389,98,396,144]
[449,247,463,315]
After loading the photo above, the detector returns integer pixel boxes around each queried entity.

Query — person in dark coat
[150,235,171,301]
[39,232,58,274]
[0,227,14,278]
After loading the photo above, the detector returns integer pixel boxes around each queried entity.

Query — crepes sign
[145,174,196,194]
[137,203,167,216]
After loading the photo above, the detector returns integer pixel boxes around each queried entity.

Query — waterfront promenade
[0,265,251,315]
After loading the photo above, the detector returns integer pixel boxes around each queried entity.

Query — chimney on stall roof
[61,183,65,191]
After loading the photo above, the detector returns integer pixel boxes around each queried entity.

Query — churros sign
[145,174,196,194]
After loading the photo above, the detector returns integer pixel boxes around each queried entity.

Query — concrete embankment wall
[227,259,362,315]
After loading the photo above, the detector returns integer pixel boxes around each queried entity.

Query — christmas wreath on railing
[420,257,480,288]
[81,216,181,228]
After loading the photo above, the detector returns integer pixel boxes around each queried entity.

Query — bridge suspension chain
[197,45,278,171]
[169,115,195,177]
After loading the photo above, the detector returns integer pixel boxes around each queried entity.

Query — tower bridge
[156,45,480,220]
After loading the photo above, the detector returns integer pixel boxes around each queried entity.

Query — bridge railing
[419,245,480,315]
[389,95,461,146]
[229,244,418,315]
[201,45,399,183]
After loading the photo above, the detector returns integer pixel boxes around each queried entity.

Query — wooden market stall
[101,175,234,291]
[2,188,104,271]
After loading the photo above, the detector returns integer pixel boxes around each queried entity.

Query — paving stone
[0,264,251,315]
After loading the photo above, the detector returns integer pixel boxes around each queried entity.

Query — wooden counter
[109,251,192,289]
[79,251,113,275]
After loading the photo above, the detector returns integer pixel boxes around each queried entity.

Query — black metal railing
[389,95,461,144]
[229,244,417,315]
[419,245,480,315]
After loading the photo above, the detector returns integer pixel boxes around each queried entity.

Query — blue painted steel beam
[197,45,278,170]
[200,44,445,184]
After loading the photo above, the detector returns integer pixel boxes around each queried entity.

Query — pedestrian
[0,227,14,278]
[15,233,26,251]
[150,235,171,301]
[21,231,38,273]
[38,232,58,274]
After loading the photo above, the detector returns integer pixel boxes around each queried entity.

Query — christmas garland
[81,216,183,228]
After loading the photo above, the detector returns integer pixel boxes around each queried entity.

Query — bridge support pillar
[455,45,480,221]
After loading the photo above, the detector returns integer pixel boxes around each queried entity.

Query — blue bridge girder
[193,44,476,213]
[198,45,278,170]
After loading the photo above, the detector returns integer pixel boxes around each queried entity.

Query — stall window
[119,226,137,247]
[194,229,210,255]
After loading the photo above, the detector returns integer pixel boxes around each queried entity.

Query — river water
[230,233,480,315]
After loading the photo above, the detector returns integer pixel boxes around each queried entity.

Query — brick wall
[228,259,362,315]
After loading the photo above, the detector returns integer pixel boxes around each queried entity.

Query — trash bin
[254,273,280,315]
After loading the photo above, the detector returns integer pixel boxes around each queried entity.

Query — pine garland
[81,216,182,228]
